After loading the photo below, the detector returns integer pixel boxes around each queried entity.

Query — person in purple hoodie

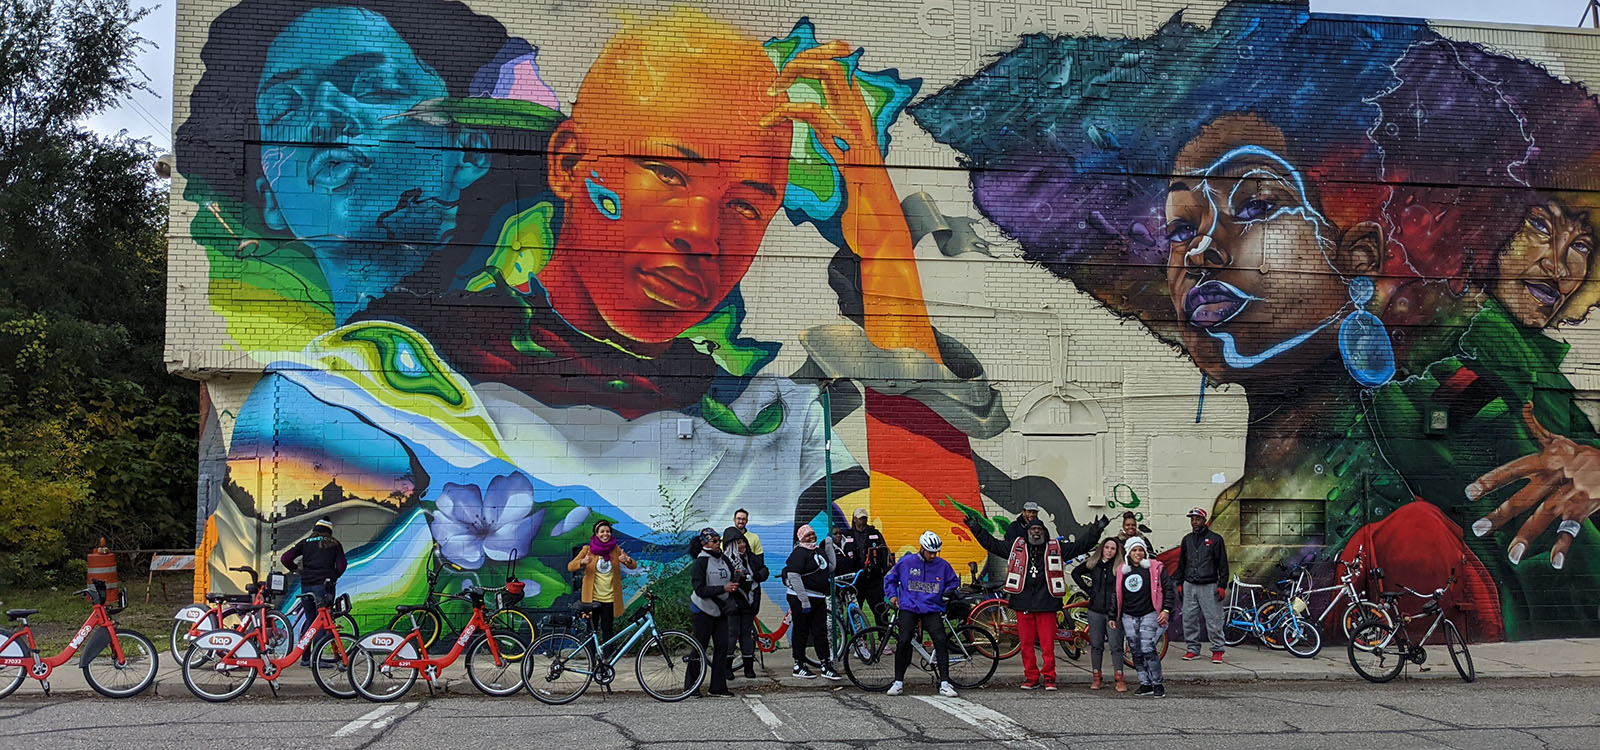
[882,531,961,697]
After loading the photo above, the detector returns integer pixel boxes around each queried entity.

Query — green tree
[0,0,193,584]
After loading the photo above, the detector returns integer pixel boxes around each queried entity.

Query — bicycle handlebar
[228,565,261,584]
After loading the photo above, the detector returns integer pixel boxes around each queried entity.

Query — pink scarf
[588,535,619,556]
[796,524,818,550]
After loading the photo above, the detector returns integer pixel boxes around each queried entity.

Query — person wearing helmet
[280,517,345,666]
[882,531,961,697]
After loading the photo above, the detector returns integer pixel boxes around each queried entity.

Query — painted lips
[309,147,373,191]
[1524,280,1562,307]
[637,265,711,310]
[1184,280,1254,328]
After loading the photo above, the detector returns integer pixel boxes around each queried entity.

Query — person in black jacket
[970,515,1105,690]
[688,527,738,697]
[835,507,890,624]
[1072,536,1126,692]
[722,527,768,679]
[782,524,839,680]
[1175,506,1230,663]
[1000,502,1043,546]
[280,517,346,666]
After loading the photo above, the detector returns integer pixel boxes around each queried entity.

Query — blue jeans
[1121,612,1164,685]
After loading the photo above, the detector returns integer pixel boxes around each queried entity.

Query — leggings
[688,611,731,694]
[1086,609,1124,674]
[787,595,829,667]
[732,608,757,659]
[591,607,616,646]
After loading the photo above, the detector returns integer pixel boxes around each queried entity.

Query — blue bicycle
[1222,575,1322,658]
[521,591,704,704]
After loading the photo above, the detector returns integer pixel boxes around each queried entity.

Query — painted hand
[759,40,884,169]
[1469,402,1600,570]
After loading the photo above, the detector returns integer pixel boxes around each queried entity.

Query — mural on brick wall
[178,1,1108,623]
[913,0,1600,639]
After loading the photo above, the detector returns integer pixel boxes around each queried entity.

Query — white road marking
[913,695,1049,748]
[743,695,784,740]
[369,701,418,732]
[332,704,397,737]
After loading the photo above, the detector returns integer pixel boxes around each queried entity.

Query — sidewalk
[17,636,1600,699]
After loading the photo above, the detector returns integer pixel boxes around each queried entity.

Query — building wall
[168,0,1600,639]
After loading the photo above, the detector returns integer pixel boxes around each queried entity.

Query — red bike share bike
[0,580,159,699]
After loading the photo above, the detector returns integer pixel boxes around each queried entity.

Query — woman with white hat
[1114,536,1174,697]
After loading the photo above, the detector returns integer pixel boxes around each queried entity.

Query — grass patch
[0,572,194,652]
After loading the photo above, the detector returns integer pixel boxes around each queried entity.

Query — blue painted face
[254,8,483,296]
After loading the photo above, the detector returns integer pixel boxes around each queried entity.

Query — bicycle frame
[375,603,502,683]
[0,604,128,681]
[754,610,791,653]
[577,609,662,672]
[197,599,348,680]
[884,611,972,669]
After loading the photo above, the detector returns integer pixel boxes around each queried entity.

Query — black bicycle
[387,543,535,651]
[1346,564,1474,683]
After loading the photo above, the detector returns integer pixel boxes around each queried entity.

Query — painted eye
[1235,198,1275,222]
[644,162,686,187]
[1527,216,1552,235]
[351,70,408,102]
[729,199,761,221]
[1166,221,1198,245]
[1574,238,1593,255]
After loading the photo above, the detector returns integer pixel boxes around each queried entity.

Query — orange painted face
[546,35,788,347]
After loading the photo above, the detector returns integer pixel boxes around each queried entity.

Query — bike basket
[331,593,352,616]
[1291,596,1308,615]
[543,613,574,630]
[267,571,288,596]
[105,587,128,615]
[497,589,524,609]
[946,598,973,620]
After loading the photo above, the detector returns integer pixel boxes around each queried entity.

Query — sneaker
[729,656,744,671]
[1181,651,1200,661]
[1211,651,1224,664]
[1153,684,1166,698]
[820,666,843,681]
[1134,684,1154,697]
[1020,680,1040,690]
[939,681,958,698]
[793,663,818,679]
[1044,683,1058,692]
[886,680,904,696]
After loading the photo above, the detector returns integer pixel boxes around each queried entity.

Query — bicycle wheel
[1222,606,1251,646]
[335,613,360,639]
[488,608,537,660]
[1258,600,1288,649]
[260,612,293,660]
[348,641,419,702]
[1347,621,1405,683]
[948,625,999,689]
[169,613,212,666]
[966,601,1020,659]
[523,632,594,705]
[465,633,526,696]
[1340,601,1393,642]
[388,608,443,651]
[1443,620,1475,683]
[0,629,24,700]
[310,633,358,699]
[842,626,894,692]
[82,629,158,698]
[636,630,703,702]
[181,643,255,701]
[1280,615,1323,658]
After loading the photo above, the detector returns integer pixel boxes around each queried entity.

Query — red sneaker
[1020,680,1041,690]
[1211,651,1224,664]
[1182,651,1200,661]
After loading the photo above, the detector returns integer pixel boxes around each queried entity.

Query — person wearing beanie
[782,524,839,680]
[1115,536,1174,697]
[567,519,636,645]
[722,526,768,679]
[688,527,737,697]
[1175,506,1230,663]
[835,507,891,624]
[1073,536,1127,692]
[970,515,1104,690]
[280,517,346,666]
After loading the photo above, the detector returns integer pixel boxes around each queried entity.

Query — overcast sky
[83,0,1599,152]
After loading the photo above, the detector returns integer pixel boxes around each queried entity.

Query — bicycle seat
[1380,591,1405,601]
[231,604,270,614]
[6,609,38,620]
[972,581,1004,593]
[394,604,429,615]
[572,602,607,614]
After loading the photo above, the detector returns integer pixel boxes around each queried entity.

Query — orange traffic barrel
[87,538,119,592]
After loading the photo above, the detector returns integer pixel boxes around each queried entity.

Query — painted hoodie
[883,552,960,614]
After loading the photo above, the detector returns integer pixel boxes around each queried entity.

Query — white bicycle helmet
[919,531,943,553]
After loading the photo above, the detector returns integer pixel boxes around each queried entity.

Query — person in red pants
[970,515,1104,689]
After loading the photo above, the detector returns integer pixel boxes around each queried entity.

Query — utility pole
[1584,0,1600,28]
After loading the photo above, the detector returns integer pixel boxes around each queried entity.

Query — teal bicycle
[1223,576,1322,658]
[522,591,704,704]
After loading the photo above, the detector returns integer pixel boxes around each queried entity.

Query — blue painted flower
[430,472,542,569]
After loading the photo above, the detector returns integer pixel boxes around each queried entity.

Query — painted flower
[430,472,542,569]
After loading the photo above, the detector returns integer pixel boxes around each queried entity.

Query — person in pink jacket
[1115,537,1174,697]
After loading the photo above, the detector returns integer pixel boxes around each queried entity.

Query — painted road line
[743,695,785,740]
[913,695,1049,748]
[332,704,398,737]
[369,701,419,732]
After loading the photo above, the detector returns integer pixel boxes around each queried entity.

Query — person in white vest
[971,516,1105,690]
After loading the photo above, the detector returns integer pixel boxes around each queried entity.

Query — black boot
[744,655,757,679]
